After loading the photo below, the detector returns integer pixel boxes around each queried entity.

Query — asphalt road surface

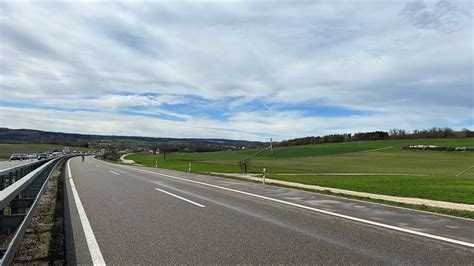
[65,157,474,264]
[0,160,35,171]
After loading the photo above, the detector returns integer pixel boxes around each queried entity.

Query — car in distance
[37,153,47,160]
[9,154,22,160]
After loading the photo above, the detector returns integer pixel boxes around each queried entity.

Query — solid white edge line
[109,170,120,175]
[67,159,106,265]
[67,160,72,178]
[118,165,474,248]
[155,188,206,208]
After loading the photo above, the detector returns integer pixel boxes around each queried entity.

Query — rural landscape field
[127,138,474,205]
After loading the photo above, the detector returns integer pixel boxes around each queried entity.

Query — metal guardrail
[0,156,71,265]
[0,158,55,191]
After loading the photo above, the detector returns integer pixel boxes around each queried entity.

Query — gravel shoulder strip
[214,173,474,212]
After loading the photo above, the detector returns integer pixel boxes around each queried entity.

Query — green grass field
[0,143,94,160]
[127,138,474,204]
[270,175,474,204]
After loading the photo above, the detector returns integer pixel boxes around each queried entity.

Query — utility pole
[241,138,274,173]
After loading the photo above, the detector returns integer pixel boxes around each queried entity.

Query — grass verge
[13,160,66,264]
[268,174,474,205]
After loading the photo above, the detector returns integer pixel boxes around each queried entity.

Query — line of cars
[9,152,63,161]
[9,150,98,161]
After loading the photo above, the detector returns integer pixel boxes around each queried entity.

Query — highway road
[65,157,474,264]
[0,160,36,171]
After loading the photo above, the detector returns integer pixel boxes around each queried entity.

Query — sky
[0,1,472,141]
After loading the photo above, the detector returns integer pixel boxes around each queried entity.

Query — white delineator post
[262,168,266,184]
[155,161,158,168]
[189,162,192,173]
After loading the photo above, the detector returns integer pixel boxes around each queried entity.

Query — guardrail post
[0,212,3,234]
[10,195,20,214]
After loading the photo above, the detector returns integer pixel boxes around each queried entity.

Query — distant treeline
[0,128,92,147]
[150,141,261,154]
[0,128,263,150]
[278,128,473,147]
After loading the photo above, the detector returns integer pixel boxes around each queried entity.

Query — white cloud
[0,1,472,140]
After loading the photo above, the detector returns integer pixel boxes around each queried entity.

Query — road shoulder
[213,173,474,212]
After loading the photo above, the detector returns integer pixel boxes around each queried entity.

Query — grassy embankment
[127,138,474,207]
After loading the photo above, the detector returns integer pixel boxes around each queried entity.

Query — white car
[9,154,22,161]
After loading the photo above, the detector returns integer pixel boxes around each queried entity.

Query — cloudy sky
[0,1,472,141]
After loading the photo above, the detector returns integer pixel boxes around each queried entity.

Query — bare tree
[157,142,172,160]
[238,160,249,173]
